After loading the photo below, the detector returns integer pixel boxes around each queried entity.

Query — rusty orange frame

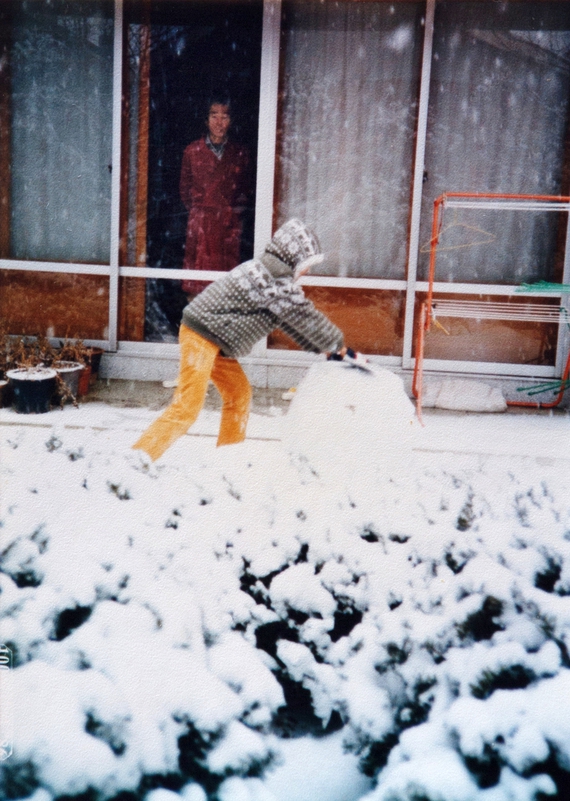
[412,192,570,421]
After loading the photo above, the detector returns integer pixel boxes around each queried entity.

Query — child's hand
[326,347,348,361]
[327,348,369,368]
[344,349,370,368]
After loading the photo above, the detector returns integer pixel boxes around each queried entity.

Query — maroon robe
[180,137,250,295]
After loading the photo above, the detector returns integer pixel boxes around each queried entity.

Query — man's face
[207,104,231,144]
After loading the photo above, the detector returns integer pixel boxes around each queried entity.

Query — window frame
[0,0,567,382]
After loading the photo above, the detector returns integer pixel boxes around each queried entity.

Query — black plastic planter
[7,367,57,414]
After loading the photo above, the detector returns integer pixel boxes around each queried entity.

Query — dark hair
[206,95,232,119]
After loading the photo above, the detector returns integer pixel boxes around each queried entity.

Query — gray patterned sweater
[181,255,344,359]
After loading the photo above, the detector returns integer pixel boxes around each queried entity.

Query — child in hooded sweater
[132,219,345,461]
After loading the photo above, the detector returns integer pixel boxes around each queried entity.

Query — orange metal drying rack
[412,192,570,422]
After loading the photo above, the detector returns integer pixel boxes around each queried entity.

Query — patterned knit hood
[264,219,324,280]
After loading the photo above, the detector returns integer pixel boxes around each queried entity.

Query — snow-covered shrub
[1,368,570,801]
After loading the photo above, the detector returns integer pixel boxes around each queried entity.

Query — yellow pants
[132,325,252,461]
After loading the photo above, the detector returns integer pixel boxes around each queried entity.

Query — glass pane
[419,205,569,285]
[124,0,262,342]
[419,1,570,282]
[1,270,109,341]
[275,1,424,280]
[9,1,114,264]
[414,294,558,366]
[145,278,186,344]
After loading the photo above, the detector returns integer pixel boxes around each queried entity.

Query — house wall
[1,0,569,389]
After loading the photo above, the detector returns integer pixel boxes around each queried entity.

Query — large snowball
[283,362,417,487]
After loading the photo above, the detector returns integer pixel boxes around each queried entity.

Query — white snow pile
[1,362,570,801]
[421,378,507,413]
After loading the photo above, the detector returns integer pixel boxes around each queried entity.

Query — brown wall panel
[414,294,558,366]
[118,277,147,341]
[0,271,109,340]
[268,287,405,355]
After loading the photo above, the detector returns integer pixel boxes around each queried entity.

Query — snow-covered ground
[1,363,569,801]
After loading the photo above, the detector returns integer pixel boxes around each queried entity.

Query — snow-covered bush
[1,364,569,801]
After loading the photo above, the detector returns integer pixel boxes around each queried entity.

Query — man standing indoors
[179,96,251,297]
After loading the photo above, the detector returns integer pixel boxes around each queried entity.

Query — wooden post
[118,8,151,341]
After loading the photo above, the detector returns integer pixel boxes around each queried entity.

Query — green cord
[516,281,570,293]
[510,283,570,397]
[516,378,570,397]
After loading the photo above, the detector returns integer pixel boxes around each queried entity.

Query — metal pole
[250,0,282,359]
[556,210,570,376]
[253,0,281,259]
[401,0,435,369]
[108,0,124,352]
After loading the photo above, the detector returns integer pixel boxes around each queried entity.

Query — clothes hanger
[420,212,496,253]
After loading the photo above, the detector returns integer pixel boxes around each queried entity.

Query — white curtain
[419,2,570,283]
[10,1,114,263]
[276,1,423,279]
